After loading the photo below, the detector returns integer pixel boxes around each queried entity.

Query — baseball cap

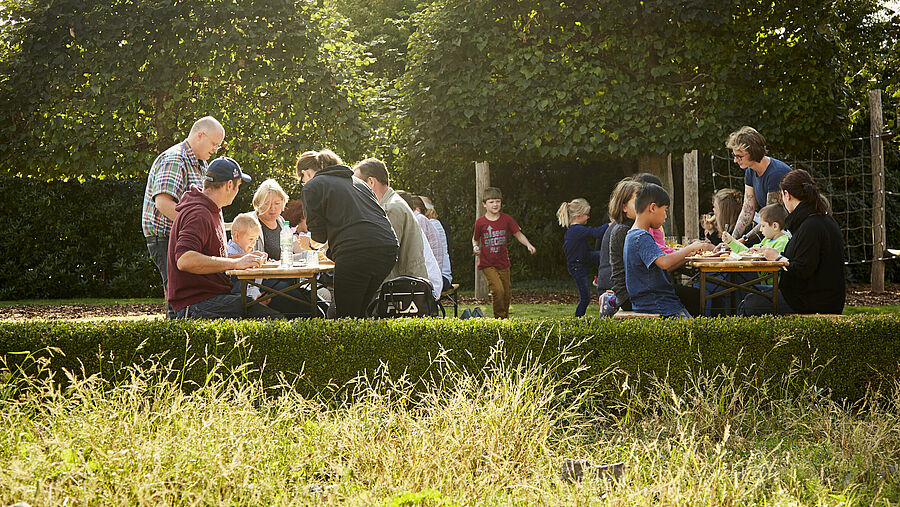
[205,157,251,183]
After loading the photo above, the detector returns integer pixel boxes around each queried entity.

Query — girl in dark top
[298,149,399,318]
[557,198,609,317]
[741,169,845,315]
[607,178,643,312]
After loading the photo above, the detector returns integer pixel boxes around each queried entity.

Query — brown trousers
[481,266,511,319]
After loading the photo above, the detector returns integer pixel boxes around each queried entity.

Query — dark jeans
[333,247,397,318]
[674,284,702,318]
[695,271,755,316]
[146,235,175,319]
[568,251,601,317]
[740,288,796,316]
[568,264,594,317]
[173,294,283,319]
[261,278,326,318]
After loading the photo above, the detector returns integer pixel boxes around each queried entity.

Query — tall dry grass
[1,333,898,505]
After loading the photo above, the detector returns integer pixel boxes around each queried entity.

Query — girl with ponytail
[557,198,609,317]
[741,169,845,315]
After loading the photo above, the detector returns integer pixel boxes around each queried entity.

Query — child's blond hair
[231,212,261,239]
[713,188,742,233]
[481,187,502,202]
[608,178,642,223]
[556,198,591,227]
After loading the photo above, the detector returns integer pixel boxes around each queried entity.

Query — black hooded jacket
[780,200,845,314]
[300,165,399,260]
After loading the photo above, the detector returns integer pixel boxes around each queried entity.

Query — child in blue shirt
[624,184,712,317]
[557,198,609,317]
[227,213,265,301]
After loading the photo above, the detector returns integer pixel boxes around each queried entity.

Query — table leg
[310,275,318,317]
[699,272,707,317]
[772,270,780,314]
[241,280,248,317]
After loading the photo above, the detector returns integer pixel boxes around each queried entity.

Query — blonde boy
[472,187,536,319]
[227,213,264,300]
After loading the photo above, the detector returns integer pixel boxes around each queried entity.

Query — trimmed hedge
[1,316,898,402]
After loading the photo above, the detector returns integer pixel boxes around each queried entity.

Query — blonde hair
[231,212,261,237]
[713,188,743,233]
[607,178,642,223]
[424,208,438,219]
[295,149,343,179]
[556,198,591,227]
[725,126,766,162]
[252,178,290,215]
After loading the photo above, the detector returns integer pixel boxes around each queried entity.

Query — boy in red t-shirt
[472,187,536,318]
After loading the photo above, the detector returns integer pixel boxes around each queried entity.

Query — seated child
[227,212,264,302]
[723,203,789,285]
[624,184,713,317]
[632,173,676,254]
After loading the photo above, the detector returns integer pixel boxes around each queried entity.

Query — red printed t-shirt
[473,213,520,270]
[166,186,232,312]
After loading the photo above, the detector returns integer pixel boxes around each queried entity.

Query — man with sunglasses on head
[725,126,793,243]
[141,116,225,313]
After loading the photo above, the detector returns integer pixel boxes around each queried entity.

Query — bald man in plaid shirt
[141,116,225,304]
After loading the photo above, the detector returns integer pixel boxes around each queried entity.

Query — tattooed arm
[732,184,757,237]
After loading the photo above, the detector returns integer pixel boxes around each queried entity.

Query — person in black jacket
[741,169,845,315]
[298,149,399,318]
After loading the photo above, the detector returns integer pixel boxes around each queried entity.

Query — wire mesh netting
[709,136,896,267]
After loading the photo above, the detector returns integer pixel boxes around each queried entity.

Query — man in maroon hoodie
[166,157,282,319]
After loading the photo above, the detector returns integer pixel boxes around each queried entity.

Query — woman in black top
[741,169,845,315]
[298,149,399,318]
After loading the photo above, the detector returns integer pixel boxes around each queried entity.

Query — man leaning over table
[142,116,225,309]
[166,157,282,319]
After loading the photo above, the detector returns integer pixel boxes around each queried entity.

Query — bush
[1,316,897,402]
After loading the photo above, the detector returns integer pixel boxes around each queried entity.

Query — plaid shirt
[141,141,207,237]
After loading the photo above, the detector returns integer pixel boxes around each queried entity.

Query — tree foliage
[0,0,373,179]
[400,0,891,163]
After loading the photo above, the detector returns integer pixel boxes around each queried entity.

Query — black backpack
[368,276,442,318]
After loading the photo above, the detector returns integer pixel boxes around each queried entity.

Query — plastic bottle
[280,220,293,268]
[599,290,617,317]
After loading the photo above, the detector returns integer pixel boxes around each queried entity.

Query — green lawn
[1,298,897,319]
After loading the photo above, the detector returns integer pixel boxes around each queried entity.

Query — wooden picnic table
[685,257,789,316]
[226,261,335,317]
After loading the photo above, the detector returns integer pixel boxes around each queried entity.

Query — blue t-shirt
[563,223,608,267]
[744,157,792,208]
[623,228,685,316]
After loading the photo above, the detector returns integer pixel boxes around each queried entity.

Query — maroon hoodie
[166,186,231,312]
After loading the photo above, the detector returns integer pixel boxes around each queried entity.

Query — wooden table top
[686,258,789,271]
[226,261,335,278]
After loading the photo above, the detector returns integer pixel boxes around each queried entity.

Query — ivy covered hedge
[2,316,898,402]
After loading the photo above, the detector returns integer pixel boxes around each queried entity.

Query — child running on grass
[624,184,713,317]
[557,198,609,317]
[472,187,536,319]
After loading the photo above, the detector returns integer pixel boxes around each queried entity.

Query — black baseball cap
[205,157,251,183]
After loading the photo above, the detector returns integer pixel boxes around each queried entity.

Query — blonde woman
[251,178,295,261]
[556,198,609,317]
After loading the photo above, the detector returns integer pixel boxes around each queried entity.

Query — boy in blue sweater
[624,184,712,317]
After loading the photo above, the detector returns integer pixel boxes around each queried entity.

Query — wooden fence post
[869,89,886,293]
[475,161,490,299]
[683,150,699,243]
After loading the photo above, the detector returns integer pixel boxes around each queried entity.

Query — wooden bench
[439,284,461,317]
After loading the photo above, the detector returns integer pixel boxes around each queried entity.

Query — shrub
[1,316,897,402]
